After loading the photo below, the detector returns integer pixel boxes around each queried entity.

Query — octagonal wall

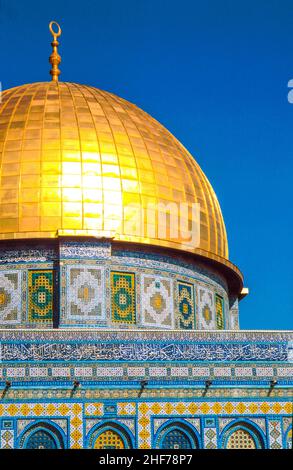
[0,239,238,330]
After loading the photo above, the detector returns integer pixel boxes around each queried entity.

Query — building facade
[0,24,292,449]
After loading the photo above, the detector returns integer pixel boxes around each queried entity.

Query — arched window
[223,422,264,449]
[94,429,125,449]
[26,430,57,449]
[226,428,256,449]
[20,422,64,449]
[162,428,192,449]
[157,422,198,449]
[89,423,133,449]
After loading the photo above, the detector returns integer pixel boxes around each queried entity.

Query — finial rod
[49,21,62,82]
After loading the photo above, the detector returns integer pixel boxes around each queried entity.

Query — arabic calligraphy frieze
[0,341,288,362]
[60,241,111,259]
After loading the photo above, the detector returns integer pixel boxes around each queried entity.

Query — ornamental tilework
[268,420,282,449]
[177,281,195,330]
[137,401,293,448]
[0,404,82,449]
[0,430,14,449]
[60,242,111,260]
[117,403,136,416]
[1,362,292,383]
[86,419,100,434]
[67,266,105,320]
[218,418,234,433]
[249,418,266,434]
[0,337,290,362]
[226,429,256,449]
[0,400,292,449]
[153,418,170,434]
[229,297,239,330]
[0,271,21,324]
[17,420,29,435]
[198,287,216,330]
[28,270,53,323]
[204,427,217,449]
[17,418,67,436]
[111,272,136,324]
[94,430,125,449]
[215,294,224,330]
[184,418,200,434]
[282,417,292,434]
[141,275,173,329]
[4,328,290,342]
[118,418,136,435]
[85,403,104,416]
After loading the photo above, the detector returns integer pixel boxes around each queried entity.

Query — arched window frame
[86,421,134,449]
[220,419,266,449]
[284,426,292,449]
[18,420,65,449]
[155,419,200,449]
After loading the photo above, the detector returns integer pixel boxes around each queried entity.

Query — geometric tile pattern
[226,429,256,449]
[0,403,82,449]
[161,429,192,449]
[111,272,136,324]
[0,400,292,449]
[215,294,224,330]
[198,287,216,329]
[25,429,57,449]
[249,418,266,434]
[218,418,234,433]
[177,281,195,329]
[3,362,291,383]
[153,418,170,434]
[268,420,282,449]
[28,270,53,323]
[117,403,136,416]
[94,430,125,449]
[137,401,292,448]
[0,271,21,324]
[84,404,104,416]
[141,275,173,328]
[204,427,217,449]
[0,429,14,449]
[0,247,234,330]
[68,266,104,320]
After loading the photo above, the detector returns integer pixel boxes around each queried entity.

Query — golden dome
[0,81,229,263]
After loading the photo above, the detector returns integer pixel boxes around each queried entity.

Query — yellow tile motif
[0,403,82,449]
[136,401,290,448]
[0,401,290,449]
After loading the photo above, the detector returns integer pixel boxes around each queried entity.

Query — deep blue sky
[0,0,292,330]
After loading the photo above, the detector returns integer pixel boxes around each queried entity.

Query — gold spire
[49,21,62,82]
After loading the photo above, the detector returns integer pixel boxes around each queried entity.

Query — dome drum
[0,238,240,330]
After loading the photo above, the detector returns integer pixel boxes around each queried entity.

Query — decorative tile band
[0,363,292,384]
[0,400,291,449]
[0,243,231,330]
[0,330,291,342]
[0,340,289,362]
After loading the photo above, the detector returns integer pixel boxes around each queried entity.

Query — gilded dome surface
[0,81,228,261]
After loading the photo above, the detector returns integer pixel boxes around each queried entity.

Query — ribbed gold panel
[0,82,228,259]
